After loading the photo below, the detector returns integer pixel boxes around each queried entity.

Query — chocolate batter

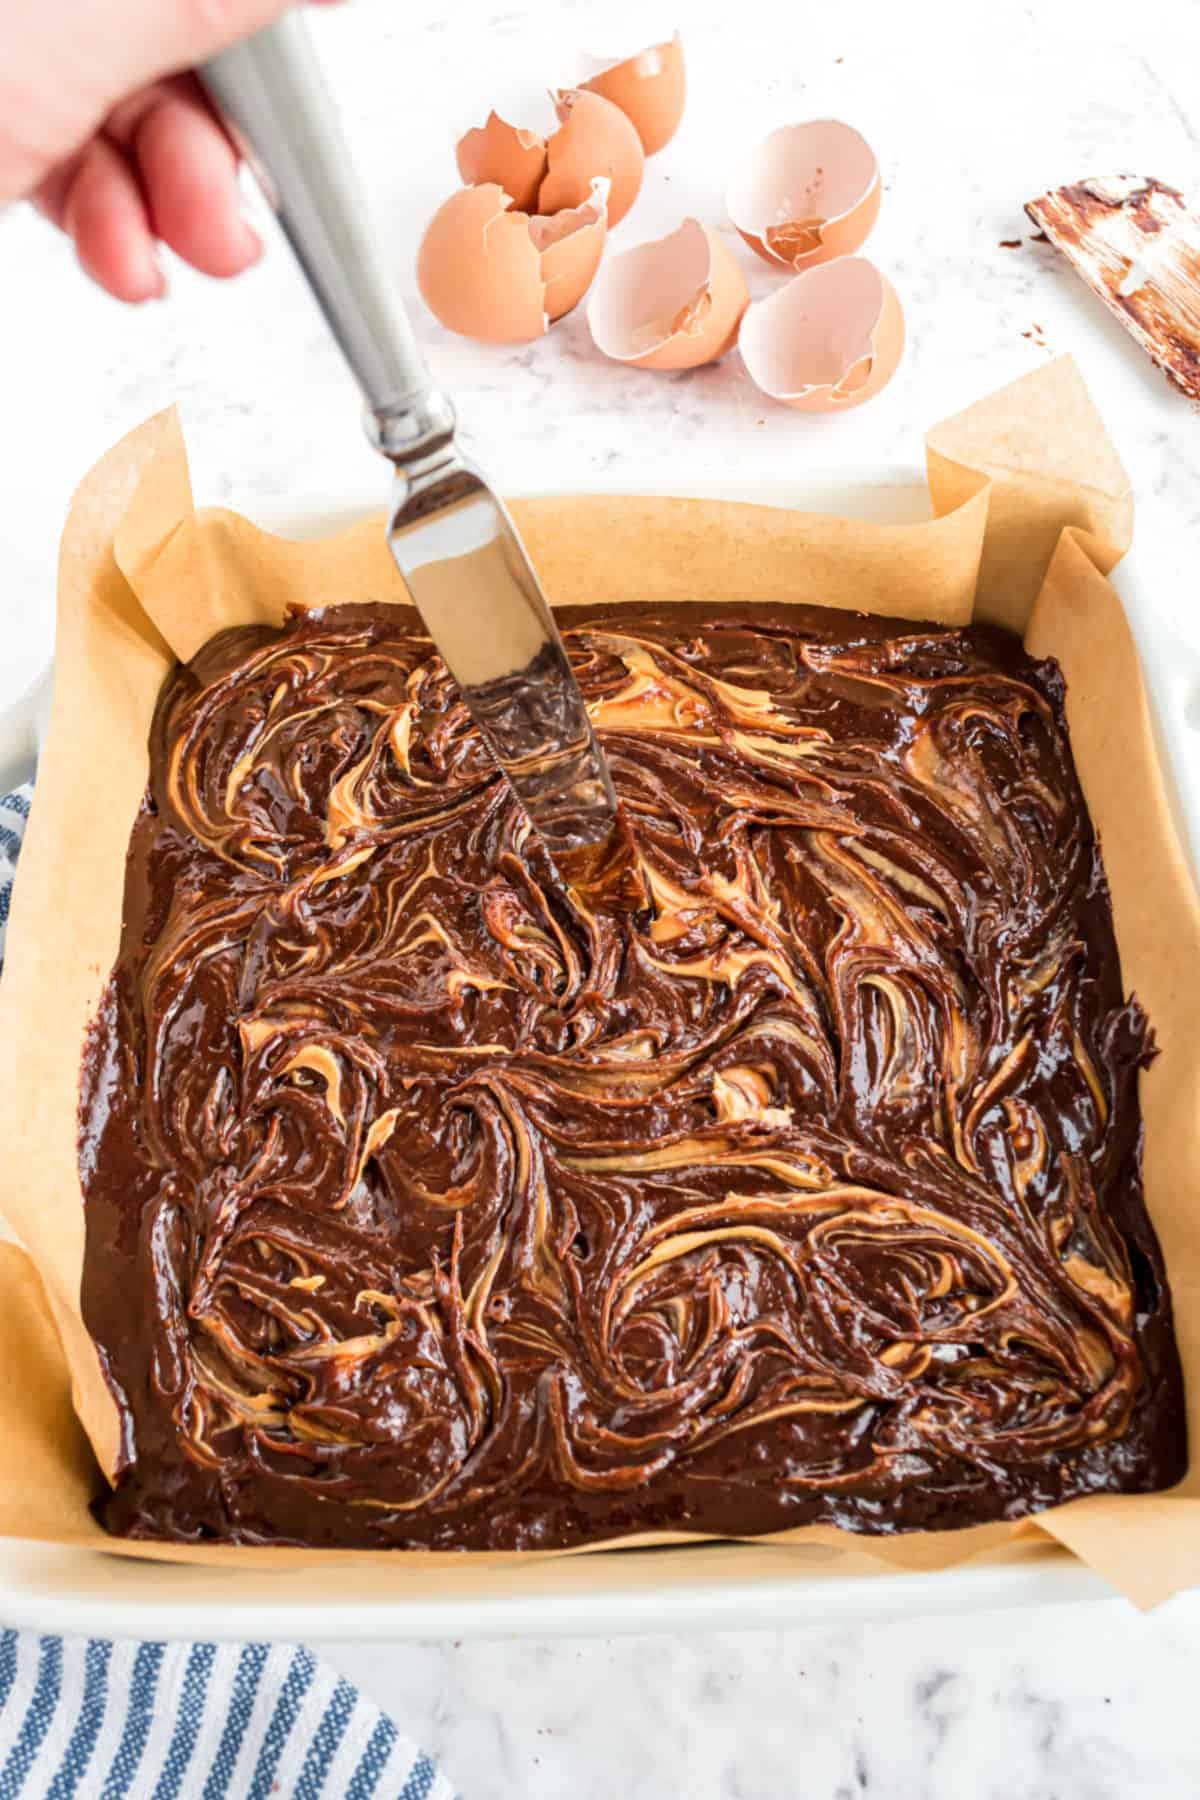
[79,601,1185,1548]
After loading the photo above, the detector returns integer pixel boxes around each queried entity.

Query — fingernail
[136,257,167,303]
[238,219,264,266]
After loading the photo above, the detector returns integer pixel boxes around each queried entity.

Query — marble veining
[322,1593,1200,1798]
[3,0,1200,1790]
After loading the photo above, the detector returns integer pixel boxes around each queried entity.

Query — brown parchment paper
[1,356,1198,1607]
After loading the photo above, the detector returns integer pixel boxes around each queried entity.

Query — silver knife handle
[199,13,454,463]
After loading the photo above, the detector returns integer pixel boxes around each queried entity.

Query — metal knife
[198,14,620,870]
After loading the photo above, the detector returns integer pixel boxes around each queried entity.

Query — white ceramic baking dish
[0,464,1196,1642]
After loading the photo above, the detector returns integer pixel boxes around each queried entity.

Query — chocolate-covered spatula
[199,14,619,872]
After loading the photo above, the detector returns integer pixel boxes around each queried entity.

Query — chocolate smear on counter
[1026,176,1200,400]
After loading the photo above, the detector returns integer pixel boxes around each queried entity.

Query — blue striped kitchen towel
[0,786,32,975]
[0,792,457,1796]
[0,1633,455,1799]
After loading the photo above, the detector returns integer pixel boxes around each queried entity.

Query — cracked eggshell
[587,218,749,370]
[455,111,548,215]
[726,120,881,270]
[578,32,686,155]
[417,181,608,343]
[530,178,609,321]
[738,256,904,411]
[539,89,645,227]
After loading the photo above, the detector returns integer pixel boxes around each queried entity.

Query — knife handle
[199,12,454,464]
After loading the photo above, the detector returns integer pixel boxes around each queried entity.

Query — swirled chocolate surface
[79,600,1185,1548]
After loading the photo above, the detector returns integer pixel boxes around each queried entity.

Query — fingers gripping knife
[199,15,621,875]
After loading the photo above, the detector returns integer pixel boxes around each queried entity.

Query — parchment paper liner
[1,357,1197,1607]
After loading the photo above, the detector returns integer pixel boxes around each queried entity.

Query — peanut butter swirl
[80,601,1184,1548]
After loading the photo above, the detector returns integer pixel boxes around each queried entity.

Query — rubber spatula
[198,13,620,879]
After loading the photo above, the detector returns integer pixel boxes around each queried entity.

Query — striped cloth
[0,790,457,1797]
[0,786,32,974]
[0,1634,454,1799]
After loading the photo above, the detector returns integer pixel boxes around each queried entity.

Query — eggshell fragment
[726,120,881,271]
[417,181,608,344]
[539,89,645,228]
[738,256,904,410]
[456,111,547,215]
[578,33,686,155]
[530,180,610,322]
[587,218,749,369]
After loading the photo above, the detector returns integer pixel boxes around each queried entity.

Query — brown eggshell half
[417,182,608,344]
[530,178,609,322]
[539,89,645,227]
[455,111,548,216]
[726,120,881,270]
[587,218,749,370]
[578,33,686,155]
[738,256,904,410]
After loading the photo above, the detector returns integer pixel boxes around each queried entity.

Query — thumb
[83,1,314,100]
[0,2,339,205]
[105,0,343,89]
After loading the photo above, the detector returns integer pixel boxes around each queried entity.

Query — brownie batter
[79,601,1186,1548]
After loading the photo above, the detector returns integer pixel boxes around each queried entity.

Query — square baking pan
[0,463,1195,1642]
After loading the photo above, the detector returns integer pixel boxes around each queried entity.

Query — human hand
[2,1,340,302]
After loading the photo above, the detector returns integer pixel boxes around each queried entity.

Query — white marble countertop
[322,1593,1200,1799]
[3,0,1200,1792]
